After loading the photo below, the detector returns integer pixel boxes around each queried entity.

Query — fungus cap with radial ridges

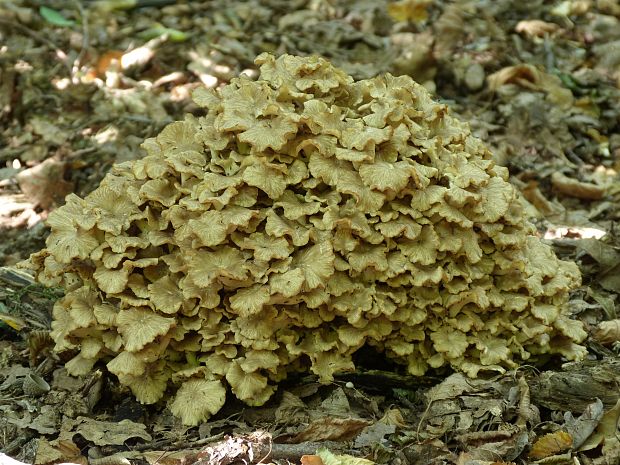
[25,53,586,425]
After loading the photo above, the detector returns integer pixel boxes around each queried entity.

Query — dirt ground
[1,1,620,464]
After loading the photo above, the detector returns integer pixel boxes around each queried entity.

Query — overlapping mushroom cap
[27,53,587,425]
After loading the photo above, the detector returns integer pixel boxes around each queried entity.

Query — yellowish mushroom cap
[169,378,226,425]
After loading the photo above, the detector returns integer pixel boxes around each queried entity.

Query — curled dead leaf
[487,64,573,107]
[487,64,541,91]
[551,172,606,200]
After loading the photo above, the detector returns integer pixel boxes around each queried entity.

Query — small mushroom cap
[118,361,169,404]
[116,308,175,352]
[225,361,275,406]
[169,378,226,425]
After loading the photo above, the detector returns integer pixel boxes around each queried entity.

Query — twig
[565,148,585,166]
[131,432,225,452]
[269,442,344,460]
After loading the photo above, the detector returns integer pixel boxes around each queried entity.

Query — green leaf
[138,26,190,43]
[39,6,75,27]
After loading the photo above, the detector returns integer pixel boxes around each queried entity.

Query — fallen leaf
[317,448,375,465]
[387,0,432,23]
[301,455,325,465]
[34,438,63,465]
[599,264,620,293]
[579,398,620,451]
[318,387,351,417]
[39,6,75,27]
[521,181,565,217]
[564,398,605,450]
[551,172,606,200]
[592,320,620,346]
[379,408,406,427]
[284,417,371,443]
[426,373,477,401]
[576,238,620,268]
[0,312,26,331]
[54,439,86,465]
[487,64,541,91]
[68,417,152,446]
[354,422,396,448]
[529,431,573,459]
[139,25,190,42]
[275,391,308,424]
[457,456,516,465]
[487,64,573,107]
[515,19,560,38]
[6,405,57,434]
[586,288,617,320]
[15,158,73,209]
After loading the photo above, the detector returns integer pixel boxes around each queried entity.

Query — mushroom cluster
[27,54,587,425]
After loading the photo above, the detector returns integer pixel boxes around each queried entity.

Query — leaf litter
[1,0,620,464]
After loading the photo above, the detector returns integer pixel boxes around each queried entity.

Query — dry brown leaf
[15,158,73,209]
[515,19,560,38]
[487,65,573,107]
[579,399,620,451]
[54,439,87,465]
[34,439,63,465]
[551,172,606,200]
[301,455,325,465]
[521,181,565,217]
[592,320,620,346]
[564,399,605,450]
[529,431,573,459]
[285,417,372,443]
[487,64,541,91]
[379,408,407,427]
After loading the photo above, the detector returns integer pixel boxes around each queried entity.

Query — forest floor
[1,1,620,464]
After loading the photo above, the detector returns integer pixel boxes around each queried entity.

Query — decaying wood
[530,358,620,412]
